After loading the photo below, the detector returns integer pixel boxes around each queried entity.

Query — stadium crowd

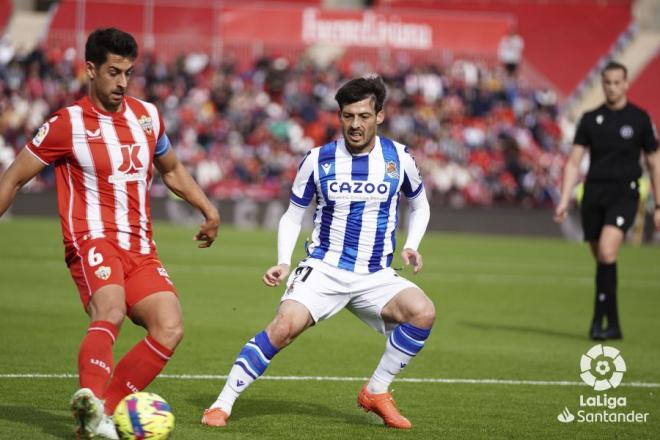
[0,43,565,207]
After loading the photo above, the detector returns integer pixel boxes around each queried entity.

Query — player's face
[339,96,384,153]
[601,68,628,107]
[86,53,134,112]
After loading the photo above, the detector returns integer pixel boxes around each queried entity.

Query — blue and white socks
[211,324,430,412]
[367,323,431,394]
[211,331,279,414]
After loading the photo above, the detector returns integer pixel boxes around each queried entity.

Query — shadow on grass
[0,404,72,439]
[460,321,586,340]
[189,395,370,428]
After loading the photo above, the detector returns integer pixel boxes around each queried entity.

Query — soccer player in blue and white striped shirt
[203,76,434,429]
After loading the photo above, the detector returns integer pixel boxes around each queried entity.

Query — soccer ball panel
[114,392,175,440]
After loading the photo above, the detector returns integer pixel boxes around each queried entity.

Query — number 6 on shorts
[87,246,104,267]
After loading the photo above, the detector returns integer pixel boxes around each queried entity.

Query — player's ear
[85,61,97,80]
[376,110,385,125]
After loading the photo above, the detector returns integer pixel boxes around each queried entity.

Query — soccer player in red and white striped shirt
[0,28,220,439]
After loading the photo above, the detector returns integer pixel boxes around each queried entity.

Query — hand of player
[553,200,569,223]
[401,248,423,274]
[194,213,219,248]
[263,263,290,287]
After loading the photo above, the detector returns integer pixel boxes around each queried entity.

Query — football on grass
[113,392,175,439]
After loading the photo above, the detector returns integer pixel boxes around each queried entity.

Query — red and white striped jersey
[25,96,169,261]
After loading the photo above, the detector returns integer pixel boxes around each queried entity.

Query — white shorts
[280,258,420,334]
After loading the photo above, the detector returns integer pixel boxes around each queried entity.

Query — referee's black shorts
[581,181,640,241]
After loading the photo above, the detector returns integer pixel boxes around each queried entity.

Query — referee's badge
[620,125,634,139]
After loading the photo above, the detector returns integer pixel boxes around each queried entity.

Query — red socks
[78,322,174,415]
[103,335,174,414]
[78,321,118,397]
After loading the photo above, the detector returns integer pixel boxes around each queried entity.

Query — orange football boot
[201,408,229,427]
[357,383,412,429]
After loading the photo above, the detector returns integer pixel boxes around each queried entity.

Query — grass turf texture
[0,216,658,439]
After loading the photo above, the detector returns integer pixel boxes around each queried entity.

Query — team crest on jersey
[94,266,112,280]
[138,115,153,135]
[386,160,399,178]
[620,125,634,139]
[32,122,50,147]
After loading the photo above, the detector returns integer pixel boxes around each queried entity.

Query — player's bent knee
[88,285,127,325]
[403,293,436,328]
[149,321,184,349]
[411,302,436,328]
[266,316,302,349]
[89,303,127,326]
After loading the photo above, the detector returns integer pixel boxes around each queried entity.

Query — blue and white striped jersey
[290,136,424,273]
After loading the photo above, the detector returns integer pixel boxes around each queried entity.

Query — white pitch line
[0,373,658,388]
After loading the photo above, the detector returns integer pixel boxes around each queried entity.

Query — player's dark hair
[602,61,627,79]
[85,28,138,66]
[335,75,387,113]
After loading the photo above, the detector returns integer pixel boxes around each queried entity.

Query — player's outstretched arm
[554,144,586,223]
[645,149,660,230]
[154,149,220,248]
[0,149,46,217]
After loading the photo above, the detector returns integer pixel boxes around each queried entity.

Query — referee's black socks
[595,262,619,330]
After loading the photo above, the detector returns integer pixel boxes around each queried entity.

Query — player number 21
[88,247,104,267]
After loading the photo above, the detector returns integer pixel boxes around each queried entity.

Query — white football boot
[70,388,104,439]
[94,414,119,439]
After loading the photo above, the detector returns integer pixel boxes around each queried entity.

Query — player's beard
[107,89,124,109]
[345,129,375,154]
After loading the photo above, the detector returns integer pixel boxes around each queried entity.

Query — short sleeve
[641,113,659,153]
[573,115,590,147]
[289,151,317,208]
[156,106,166,141]
[24,111,72,165]
[400,147,424,199]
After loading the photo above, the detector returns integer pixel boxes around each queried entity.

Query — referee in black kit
[554,61,660,340]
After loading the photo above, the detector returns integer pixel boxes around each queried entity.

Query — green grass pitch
[0,216,658,439]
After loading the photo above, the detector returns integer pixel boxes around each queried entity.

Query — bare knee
[597,248,618,264]
[408,299,436,329]
[89,303,126,328]
[149,320,184,350]
[266,315,302,349]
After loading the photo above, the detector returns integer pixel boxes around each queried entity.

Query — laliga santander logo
[580,344,626,391]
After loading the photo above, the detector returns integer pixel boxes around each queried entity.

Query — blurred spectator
[0,43,565,207]
[498,26,524,77]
